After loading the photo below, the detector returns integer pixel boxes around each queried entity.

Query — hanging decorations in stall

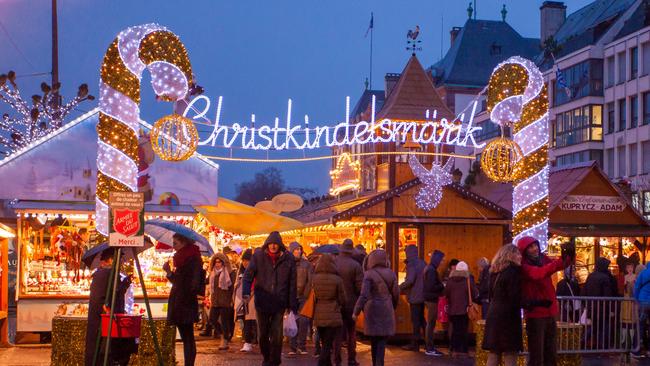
[150,114,199,161]
[486,56,549,249]
[480,134,523,183]
[96,23,194,236]
[408,154,454,211]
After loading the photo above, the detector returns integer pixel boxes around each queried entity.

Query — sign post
[94,192,163,366]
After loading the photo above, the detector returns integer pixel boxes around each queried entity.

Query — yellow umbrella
[195,197,304,235]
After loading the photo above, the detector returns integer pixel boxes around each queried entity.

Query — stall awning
[10,200,197,215]
[195,197,304,235]
[550,224,650,237]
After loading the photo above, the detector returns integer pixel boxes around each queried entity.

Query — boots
[199,328,212,337]
[218,336,229,350]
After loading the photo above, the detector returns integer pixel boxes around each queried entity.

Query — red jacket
[517,238,568,319]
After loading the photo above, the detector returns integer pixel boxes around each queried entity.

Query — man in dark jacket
[423,250,445,356]
[399,244,427,352]
[243,231,297,366]
[288,242,312,355]
[84,248,134,366]
[517,236,573,366]
[582,257,618,348]
[334,238,363,366]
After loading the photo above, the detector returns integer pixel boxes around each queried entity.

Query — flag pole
[369,12,374,90]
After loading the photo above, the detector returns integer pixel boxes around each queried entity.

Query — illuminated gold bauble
[150,114,199,161]
[480,137,523,183]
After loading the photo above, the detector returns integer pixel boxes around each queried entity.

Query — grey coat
[354,250,399,337]
[335,251,363,312]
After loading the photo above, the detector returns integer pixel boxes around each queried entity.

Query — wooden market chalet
[287,55,512,279]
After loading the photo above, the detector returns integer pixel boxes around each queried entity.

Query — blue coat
[634,266,650,305]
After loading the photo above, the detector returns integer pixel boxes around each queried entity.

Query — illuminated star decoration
[408,154,454,211]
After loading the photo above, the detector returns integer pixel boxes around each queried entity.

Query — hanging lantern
[480,136,523,183]
[150,114,199,161]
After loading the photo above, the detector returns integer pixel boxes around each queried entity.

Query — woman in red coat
[517,236,573,366]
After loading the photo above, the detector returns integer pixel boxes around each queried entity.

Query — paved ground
[0,333,648,365]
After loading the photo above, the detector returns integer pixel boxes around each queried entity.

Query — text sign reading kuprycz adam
[109,191,145,247]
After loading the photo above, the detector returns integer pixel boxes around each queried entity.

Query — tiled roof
[539,0,636,64]
[430,19,540,88]
[615,0,650,39]
[377,55,454,121]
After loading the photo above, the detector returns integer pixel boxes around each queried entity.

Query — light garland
[487,56,549,249]
[201,150,474,163]
[96,24,193,236]
[329,152,361,195]
[408,154,453,211]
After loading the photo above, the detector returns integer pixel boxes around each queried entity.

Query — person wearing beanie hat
[399,244,427,352]
[443,260,478,356]
[334,238,363,365]
[243,231,297,366]
[516,236,572,366]
[288,242,312,355]
[423,250,445,356]
[233,248,257,352]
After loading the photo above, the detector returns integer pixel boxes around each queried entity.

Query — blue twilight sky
[0,0,593,199]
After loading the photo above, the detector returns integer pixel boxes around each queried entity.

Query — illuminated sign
[329,153,361,195]
[183,95,485,150]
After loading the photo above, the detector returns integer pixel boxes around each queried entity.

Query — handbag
[437,296,448,323]
[299,288,316,319]
[466,277,481,321]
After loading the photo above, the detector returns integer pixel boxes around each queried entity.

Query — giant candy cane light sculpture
[96,24,193,235]
[487,56,550,250]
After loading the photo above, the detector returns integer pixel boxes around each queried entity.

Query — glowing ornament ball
[159,192,180,206]
[480,137,523,183]
[150,114,199,161]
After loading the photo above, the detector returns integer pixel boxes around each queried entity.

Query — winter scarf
[173,243,200,268]
[210,268,232,291]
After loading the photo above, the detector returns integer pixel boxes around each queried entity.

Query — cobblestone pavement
[0,333,647,365]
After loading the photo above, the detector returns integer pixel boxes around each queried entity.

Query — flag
[365,12,374,38]
[555,66,571,98]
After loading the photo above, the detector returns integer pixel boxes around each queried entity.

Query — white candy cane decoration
[96,24,193,235]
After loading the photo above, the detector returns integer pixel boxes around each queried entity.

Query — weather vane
[406,25,422,55]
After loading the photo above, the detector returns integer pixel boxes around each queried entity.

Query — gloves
[561,242,576,262]
[162,261,171,274]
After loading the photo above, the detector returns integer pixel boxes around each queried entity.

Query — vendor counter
[474,320,582,366]
[51,316,176,366]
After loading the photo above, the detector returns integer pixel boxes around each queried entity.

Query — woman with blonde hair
[206,252,235,350]
[481,244,523,366]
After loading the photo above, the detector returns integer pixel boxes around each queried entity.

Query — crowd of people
[87,230,650,366]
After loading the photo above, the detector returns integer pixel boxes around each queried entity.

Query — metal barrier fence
[556,296,640,355]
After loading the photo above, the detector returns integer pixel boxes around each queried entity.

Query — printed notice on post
[109,191,145,247]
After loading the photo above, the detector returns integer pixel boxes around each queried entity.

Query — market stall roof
[470,161,650,233]
[0,108,219,208]
[291,177,511,227]
[10,200,197,215]
[195,197,304,235]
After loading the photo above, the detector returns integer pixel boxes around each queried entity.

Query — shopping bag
[437,296,448,323]
[299,289,315,319]
[283,311,298,337]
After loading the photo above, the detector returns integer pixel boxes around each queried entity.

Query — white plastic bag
[283,311,298,338]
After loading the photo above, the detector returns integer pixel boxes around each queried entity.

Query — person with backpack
[422,250,445,357]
